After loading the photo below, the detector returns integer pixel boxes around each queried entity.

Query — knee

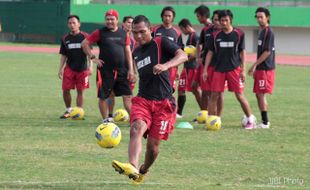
[130,120,146,138]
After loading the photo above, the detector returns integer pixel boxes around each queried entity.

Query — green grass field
[0,51,309,190]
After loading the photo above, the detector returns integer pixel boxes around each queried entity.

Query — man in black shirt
[112,15,187,184]
[81,9,135,123]
[58,15,92,119]
[203,10,256,129]
[248,7,275,129]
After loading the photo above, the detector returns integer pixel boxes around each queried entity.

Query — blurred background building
[0,0,309,54]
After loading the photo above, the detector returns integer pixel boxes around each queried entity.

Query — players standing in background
[81,9,135,123]
[152,6,181,90]
[202,10,225,116]
[176,19,201,118]
[106,16,136,122]
[58,15,93,119]
[248,7,275,129]
[112,15,187,184]
[192,5,212,112]
[203,10,256,129]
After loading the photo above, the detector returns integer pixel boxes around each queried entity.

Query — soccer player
[112,15,187,184]
[193,5,212,111]
[203,10,256,129]
[203,10,225,116]
[58,15,93,119]
[176,19,201,118]
[81,9,135,123]
[106,16,136,122]
[248,7,275,129]
[152,6,181,90]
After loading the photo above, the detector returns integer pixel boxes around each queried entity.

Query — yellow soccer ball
[113,109,129,122]
[95,123,122,148]
[69,107,85,120]
[196,110,208,124]
[184,45,197,58]
[206,115,222,131]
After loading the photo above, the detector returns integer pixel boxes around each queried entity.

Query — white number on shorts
[179,79,186,86]
[259,80,265,87]
[159,120,168,134]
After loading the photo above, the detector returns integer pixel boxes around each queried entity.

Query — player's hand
[175,72,180,81]
[58,70,63,79]
[88,66,93,76]
[240,70,246,82]
[248,64,256,76]
[153,64,168,75]
[93,58,104,68]
[127,69,136,83]
[202,70,208,81]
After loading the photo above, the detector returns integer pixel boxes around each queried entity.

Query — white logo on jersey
[167,36,174,41]
[258,40,262,46]
[219,41,234,48]
[155,33,162,36]
[216,38,222,42]
[136,56,151,70]
[68,43,81,49]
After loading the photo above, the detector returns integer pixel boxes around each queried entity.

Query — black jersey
[199,23,213,62]
[133,37,180,100]
[256,26,275,70]
[207,28,245,72]
[59,32,88,72]
[178,32,198,69]
[152,25,181,44]
[204,25,218,66]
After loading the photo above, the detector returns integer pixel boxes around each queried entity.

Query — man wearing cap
[82,9,135,123]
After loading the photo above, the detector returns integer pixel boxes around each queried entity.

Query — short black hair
[218,9,233,21]
[255,7,271,17]
[211,10,220,20]
[123,16,134,23]
[161,6,176,18]
[194,5,210,18]
[67,15,80,22]
[133,15,151,28]
[178,19,192,28]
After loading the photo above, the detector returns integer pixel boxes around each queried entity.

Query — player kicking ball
[112,15,187,184]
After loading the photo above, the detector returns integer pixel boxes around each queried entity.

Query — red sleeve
[125,33,130,46]
[87,29,100,44]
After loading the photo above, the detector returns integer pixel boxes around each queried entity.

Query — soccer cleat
[244,122,256,130]
[102,117,114,124]
[132,173,145,185]
[59,111,71,119]
[112,160,139,180]
[176,113,183,119]
[257,122,270,129]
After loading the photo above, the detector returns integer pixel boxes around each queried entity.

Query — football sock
[108,113,113,118]
[261,111,269,125]
[66,107,72,112]
[177,95,186,115]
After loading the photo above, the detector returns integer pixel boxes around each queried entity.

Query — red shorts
[253,70,275,94]
[194,64,210,91]
[130,96,176,141]
[211,67,244,93]
[169,66,178,90]
[178,68,197,92]
[62,66,89,90]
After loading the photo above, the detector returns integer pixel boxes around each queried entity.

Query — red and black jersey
[178,31,198,69]
[256,26,275,70]
[87,27,130,79]
[204,25,219,66]
[152,25,181,44]
[59,32,88,72]
[199,23,213,61]
[133,37,180,100]
[207,28,245,72]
